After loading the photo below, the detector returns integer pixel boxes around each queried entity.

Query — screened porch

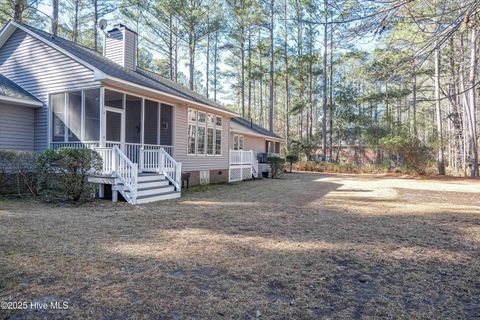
[49,88,174,161]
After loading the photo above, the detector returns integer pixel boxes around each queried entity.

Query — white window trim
[187,108,222,157]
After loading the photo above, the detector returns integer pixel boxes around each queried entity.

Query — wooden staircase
[94,146,182,205]
[123,173,180,204]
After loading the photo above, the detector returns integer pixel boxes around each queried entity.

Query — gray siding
[0,103,34,151]
[104,30,124,68]
[174,105,230,171]
[0,29,100,152]
[230,132,266,157]
[123,29,137,71]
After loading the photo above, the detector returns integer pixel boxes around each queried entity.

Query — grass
[0,172,479,319]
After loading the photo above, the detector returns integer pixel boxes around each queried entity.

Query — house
[0,21,281,204]
[229,117,282,181]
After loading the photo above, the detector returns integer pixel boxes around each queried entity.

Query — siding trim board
[0,94,43,107]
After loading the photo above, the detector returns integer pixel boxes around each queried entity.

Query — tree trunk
[284,0,290,150]
[93,0,98,50]
[213,30,218,102]
[248,27,252,119]
[321,0,328,160]
[269,0,275,132]
[189,32,196,90]
[13,0,23,22]
[240,25,245,117]
[435,43,446,175]
[328,21,334,160]
[52,0,59,37]
[169,14,174,80]
[468,21,478,176]
[73,0,79,43]
[206,14,210,99]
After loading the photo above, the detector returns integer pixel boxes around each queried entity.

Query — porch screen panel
[105,89,123,109]
[51,93,65,142]
[67,91,82,141]
[144,100,158,145]
[125,95,141,143]
[106,111,121,142]
[84,89,100,141]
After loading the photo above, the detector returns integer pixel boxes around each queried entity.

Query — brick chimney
[103,24,137,71]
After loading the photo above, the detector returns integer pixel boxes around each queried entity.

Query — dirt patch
[0,172,479,319]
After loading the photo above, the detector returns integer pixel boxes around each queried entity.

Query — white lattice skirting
[229,165,253,182]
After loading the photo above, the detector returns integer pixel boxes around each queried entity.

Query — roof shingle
[17,22,234,114]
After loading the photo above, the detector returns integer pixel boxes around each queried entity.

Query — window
[187,123,196,154]
[51,89,100,143]
[207,127,214,155]
[51,93,65,142]
[197,126,206,154]
[233,134,244,150]
[215,129,222,155]
[188,108,222,156]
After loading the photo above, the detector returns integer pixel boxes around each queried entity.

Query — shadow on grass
[1,171,479,319]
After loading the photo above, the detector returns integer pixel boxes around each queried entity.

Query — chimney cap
[108,23,138,35]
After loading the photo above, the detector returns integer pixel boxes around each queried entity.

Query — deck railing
[49,141,173,164]
[229,150,254,165]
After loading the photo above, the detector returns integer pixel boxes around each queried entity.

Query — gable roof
[1,21,237,115]
[231,117,282,141]
[0,73,42,106]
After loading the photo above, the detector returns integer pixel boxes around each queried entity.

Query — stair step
[137,179,170,188]
[136,185,175,197]
[137,174,165,182]
[135,191,181,204]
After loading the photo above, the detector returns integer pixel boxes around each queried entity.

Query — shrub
[266,156,285,178]
[286,154,299,173]
[0,150,38,196]
[37,148,102,202]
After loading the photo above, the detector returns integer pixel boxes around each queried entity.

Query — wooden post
[99,184,105,198]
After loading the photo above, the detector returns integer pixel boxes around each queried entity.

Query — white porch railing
[229,150,254,165]
[94,147,115,175]
[50,141,173,163]
[140,148,181,191]
[50,141,100,149]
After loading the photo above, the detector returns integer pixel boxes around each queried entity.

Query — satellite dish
[98,19,107,30]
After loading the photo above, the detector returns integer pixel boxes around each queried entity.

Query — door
[105,108,124,149]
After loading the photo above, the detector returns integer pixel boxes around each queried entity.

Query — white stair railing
[113,146,138,203]
[140,147,181,191]
[93,147,115,175]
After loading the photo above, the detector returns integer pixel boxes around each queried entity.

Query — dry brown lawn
[0,172,479,319]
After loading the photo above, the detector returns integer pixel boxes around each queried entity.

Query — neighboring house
[0,21,281,204]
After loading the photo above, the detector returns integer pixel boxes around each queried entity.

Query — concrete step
[135,191,181,204]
